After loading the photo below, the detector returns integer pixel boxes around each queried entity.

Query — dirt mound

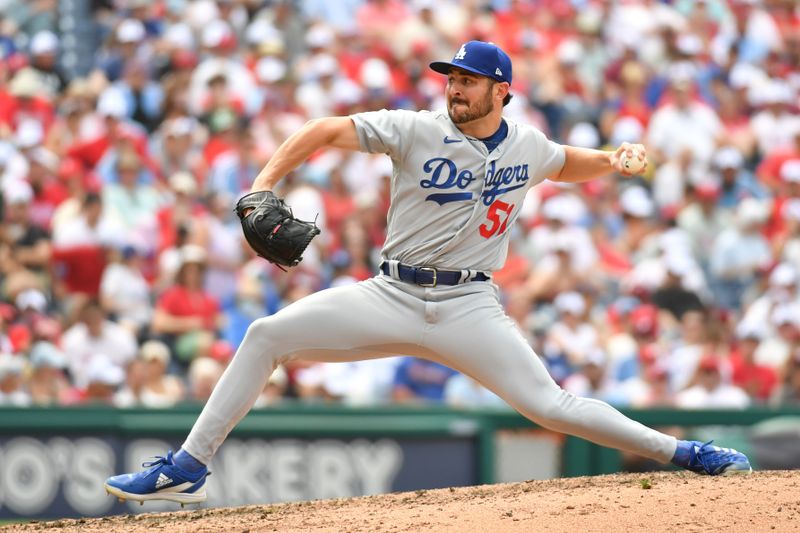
[5,471,799,532]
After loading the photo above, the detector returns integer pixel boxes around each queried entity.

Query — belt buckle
[417,267,438,287]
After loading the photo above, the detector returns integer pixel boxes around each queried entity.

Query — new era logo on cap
[430,41,512,85]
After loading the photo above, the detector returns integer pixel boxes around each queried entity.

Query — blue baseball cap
[430,41,512,85]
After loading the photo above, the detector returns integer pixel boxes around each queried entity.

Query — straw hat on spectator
[140,340,171,366]
[177,242,205,263]
[169,171,198,196]
[9,68,41,98]
[188,357,223,389]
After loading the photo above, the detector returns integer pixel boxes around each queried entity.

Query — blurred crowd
[0,0,799,411]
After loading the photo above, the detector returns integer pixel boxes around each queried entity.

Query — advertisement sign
[0,435,478,520]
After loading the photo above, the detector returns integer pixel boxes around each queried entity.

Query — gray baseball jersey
[351,109,565,272]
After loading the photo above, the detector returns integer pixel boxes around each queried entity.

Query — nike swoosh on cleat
[443,136,462,144]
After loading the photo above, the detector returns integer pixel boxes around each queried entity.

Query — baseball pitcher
[105,41,751,506]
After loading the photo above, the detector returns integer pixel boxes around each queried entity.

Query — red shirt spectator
[153,245,221,333]
[730,353,778,403]
[0,68,55,133]
[729,325,778,402]
[156,285,219,331]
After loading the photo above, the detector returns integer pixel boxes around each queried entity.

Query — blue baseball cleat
[104,450,210,506]
[683,440,752,476]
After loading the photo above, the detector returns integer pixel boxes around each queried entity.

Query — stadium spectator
[675,355,750,409]
[651,254,706,321]
[26,341,70,406]
[152,244,221,365]
[771,350,800,407]
[3,179,51,272]
[80,354,126,405]
[187,356,225,403]
[51,192,118,300]
[253,364,289,408]
[562,349,613,403]
[133,340,184,409]
[0,353,29,406]
[709,198,772,309]
[114,357,146,408]
[61,299,137,389]
[101,148,164,238]
[730,322,778,403]
[444,373,505,408]
[99,244,151,336]
[543,291,599,383]
[391,357,458,404]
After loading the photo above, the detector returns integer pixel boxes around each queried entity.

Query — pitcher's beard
[448,91,494,124]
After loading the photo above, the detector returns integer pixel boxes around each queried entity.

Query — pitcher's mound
[7,471,799,532]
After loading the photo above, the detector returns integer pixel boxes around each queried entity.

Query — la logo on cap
[454,44,467,60]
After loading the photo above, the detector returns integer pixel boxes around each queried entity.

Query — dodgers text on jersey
[419,157,529,206]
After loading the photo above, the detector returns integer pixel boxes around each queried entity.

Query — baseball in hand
[621,149,646,174]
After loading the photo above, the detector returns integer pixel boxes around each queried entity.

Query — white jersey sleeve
[351,109,418,162]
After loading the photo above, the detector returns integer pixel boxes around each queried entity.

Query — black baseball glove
[235,190,320,268]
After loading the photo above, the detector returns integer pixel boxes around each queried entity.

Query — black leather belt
[380,261,490,287]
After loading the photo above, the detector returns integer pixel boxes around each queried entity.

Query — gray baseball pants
[183,275,677,464]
